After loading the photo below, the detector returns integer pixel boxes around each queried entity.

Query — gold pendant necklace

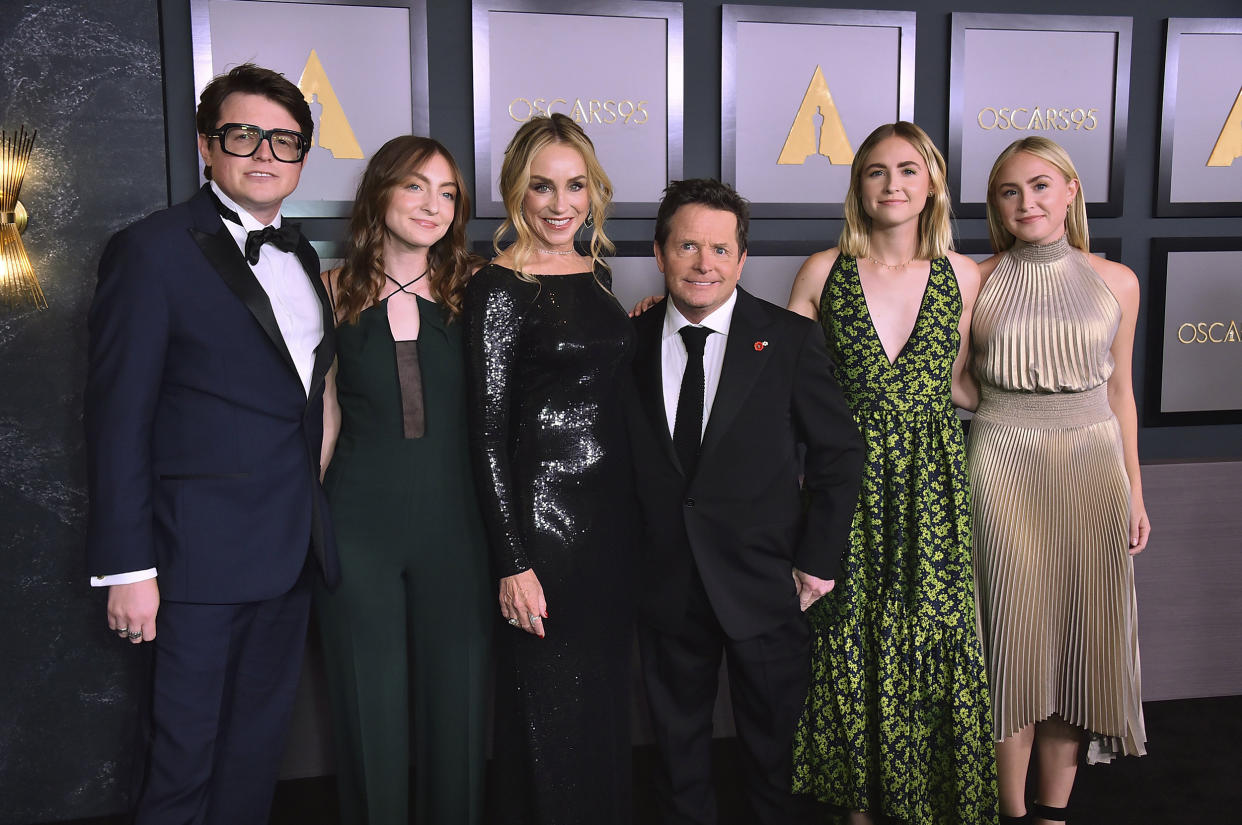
[866,255,915,271]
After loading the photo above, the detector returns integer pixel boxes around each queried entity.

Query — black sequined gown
[464,263,634,825]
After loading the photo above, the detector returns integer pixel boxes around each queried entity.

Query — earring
[584,208,594,228]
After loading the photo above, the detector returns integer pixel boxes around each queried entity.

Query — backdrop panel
[949,13,1131,218]
[1146,238,1242,426]
[1157,18,1242,216]
[722,5,914,218]
[191,0,428,217]
[471,0,683,218]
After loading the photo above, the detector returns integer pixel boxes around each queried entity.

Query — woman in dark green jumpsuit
[315,136,491,825]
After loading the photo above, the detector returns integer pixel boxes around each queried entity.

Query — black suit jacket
[626,288,863,640]
[85,184,338,602]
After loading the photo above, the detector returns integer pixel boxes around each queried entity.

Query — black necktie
[211,190,301,265]
[674,326,712,477]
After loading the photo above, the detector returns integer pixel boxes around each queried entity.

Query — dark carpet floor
[44,694,1242,825]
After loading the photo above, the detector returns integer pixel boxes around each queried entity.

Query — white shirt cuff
[91,568,158,587]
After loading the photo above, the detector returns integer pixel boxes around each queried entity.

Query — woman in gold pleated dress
[967,136,1150,825]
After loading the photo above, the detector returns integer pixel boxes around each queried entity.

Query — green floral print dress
[792,254,997,824]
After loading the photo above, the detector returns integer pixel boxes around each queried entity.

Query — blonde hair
[493,113,614,283]
[839,122,954,261]
[986,136,1089,253]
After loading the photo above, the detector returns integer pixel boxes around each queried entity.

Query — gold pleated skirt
[968,384,1146,762]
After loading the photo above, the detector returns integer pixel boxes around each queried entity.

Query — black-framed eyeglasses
[206,123,309,163]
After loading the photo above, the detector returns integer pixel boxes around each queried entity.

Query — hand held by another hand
[793,568,835,612]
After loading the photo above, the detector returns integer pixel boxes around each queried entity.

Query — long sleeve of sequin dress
[464,263,635,825]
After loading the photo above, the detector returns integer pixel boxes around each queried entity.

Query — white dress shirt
[212,182,322,396]
[91,184,324,587]
[661,289,738,438]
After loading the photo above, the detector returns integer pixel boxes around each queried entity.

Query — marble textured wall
[0,2,167,822]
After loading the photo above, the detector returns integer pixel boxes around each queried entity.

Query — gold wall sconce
[1,126,45,310]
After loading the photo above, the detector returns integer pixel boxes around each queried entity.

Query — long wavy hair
[493,113,614,283]
[839,121,954,261]
[335,136,479,323]
[986,136,1089,254]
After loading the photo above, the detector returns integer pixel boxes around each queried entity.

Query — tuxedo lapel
[634,307,683,473]
[187,187,314,397]
[700,289,775,460]
[297,235,335,406]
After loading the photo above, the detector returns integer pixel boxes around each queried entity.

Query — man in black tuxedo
[628,178,863,825]
[85,64,337,824]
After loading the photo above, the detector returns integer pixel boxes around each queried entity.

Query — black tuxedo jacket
[85,184,338,602]
[626,288,863,640]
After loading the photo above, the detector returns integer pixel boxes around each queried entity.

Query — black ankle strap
[1031,802,1070,822]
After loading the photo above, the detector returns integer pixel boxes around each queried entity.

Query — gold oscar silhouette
[298,49,364,159]
[777,65,854,166]
[1207,85,1242,167]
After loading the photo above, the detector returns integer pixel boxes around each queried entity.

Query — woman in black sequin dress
[464,114,634,824]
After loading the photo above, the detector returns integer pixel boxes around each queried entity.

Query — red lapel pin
[754,341,768,351]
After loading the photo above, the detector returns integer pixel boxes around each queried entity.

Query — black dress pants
[134,570,312,825]
[638,565,811,825]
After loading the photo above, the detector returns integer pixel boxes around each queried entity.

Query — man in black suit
[85,64,337,824]
[628,178,863,825]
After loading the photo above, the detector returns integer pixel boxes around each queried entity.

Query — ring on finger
[529,615,542,623]
[116,626,129,634]
[507,617,520,627]
[127,629,143,639]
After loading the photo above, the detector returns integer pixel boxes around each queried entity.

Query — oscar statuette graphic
[298,48,364,159]
[777,65,853,165]
[1207,85,1242,167]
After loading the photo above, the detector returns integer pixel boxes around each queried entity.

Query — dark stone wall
[0,2,166,822]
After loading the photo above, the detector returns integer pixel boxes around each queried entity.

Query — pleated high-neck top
[967,236,1146,762]
[971,237,1120,396]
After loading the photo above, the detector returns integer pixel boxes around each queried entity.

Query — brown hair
[655,178,750,254]
[493,114,614,282]
[195,63,313,182]
[334,136,480,323]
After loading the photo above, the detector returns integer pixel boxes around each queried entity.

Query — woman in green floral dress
[786,122,997,824]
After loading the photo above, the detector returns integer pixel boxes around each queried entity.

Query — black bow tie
[210,189,301,264]
[244,223,301,264]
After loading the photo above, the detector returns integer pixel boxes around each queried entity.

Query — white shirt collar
[662,288,739,341]
[211,181,282,231]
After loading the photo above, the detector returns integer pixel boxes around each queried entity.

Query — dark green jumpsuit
[315,296,492,825]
